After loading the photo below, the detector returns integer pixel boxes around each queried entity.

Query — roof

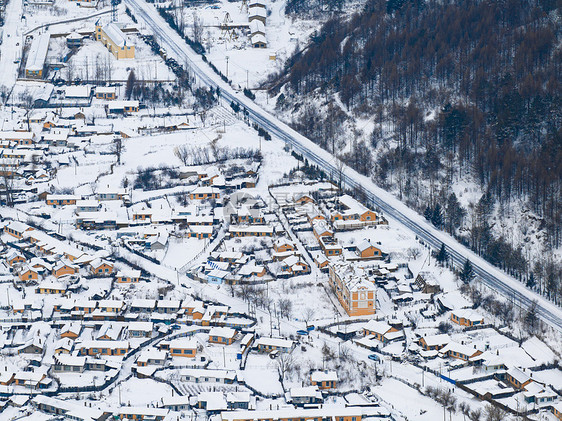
[65,85,91,98]
[255,337,294,348]
[311,370,338,382]
[102,22,127,47]
[26,33,50,72]
[363,320,392,335]
[209,326,236,338]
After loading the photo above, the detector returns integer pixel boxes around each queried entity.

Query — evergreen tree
[424,205,432,220]
[446,193,465,234]
[436,243,448,265]
[460,258,475,284]
[524,300,539,333]
[526,272,536,289]
[431,203,443,228]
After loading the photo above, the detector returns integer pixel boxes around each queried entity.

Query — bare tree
[174,145,190,165]
[276,353,295,380]
[20,92,34,131]
[278,298,292,320]
[484,404,505,421]
[111,138,123,165]
[192,12,203,44]
[302,307,315,328]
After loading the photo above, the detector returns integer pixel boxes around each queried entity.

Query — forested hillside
[271,0,562,301]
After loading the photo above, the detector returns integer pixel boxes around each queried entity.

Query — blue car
[368,354,380,362]
[171,324,181,330]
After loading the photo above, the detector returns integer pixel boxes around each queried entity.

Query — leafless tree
[174,145,190,165]
[302,307,315,327]
[192,12,203,44]
[276,353,295,380]
[111,138,123,165]
[278,298,292,320]
[484,404,505,421]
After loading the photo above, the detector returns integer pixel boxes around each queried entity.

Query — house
[169,338,198,358]
[227,392,252,410]
[450,309,484,327]
[355,239,383,259]
[116,269,141,283]
[52,261,78,278]
[76,199,101,213]
[25,33,50,78]
[19,266,39,282]
[95,86,117,100]
[129,299,156,313]
[328,262,376,316]
[208,327,237,345]
[310,371,338,390]
[107,100,139,113]
[66,31,83,48]
[77,340,129,356]
[505,367,533,390]
[190,186,221,200]
[287,386,323,407]
[116,408,169,421]
[60,323,82,339]
[273,238,295,254]
[96,188,128,201]
[6,251,26,266]
[97,299,124,313]
[95,22,135,59]
[414,272,441,294]
[136,348,167,367]
[439,342,482,361]
[52,354,86,373]
[4,221,34,239]
[13,371,50,389]
[0,131,35,145]
[128,322,153,338]
[89,258,113,275]
[248,6,267,24]
[180,369,236,384]
[96,322,122,341]
[36,281,66,294]
[419,334,450,351]
[156,299,181,314]
[251,34,267,48]
[18,337,44,355]
[522,382,557,405]
[229,225,274,237]
[255,337,294,353]
[362,320,403,344]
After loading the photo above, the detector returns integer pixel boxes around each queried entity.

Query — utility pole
[225,56,229,78]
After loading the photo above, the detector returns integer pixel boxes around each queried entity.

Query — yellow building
[95,22,135,59]
[328,263,376,316]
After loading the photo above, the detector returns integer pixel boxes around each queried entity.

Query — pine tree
[424,205,432,220]
[459,258,475,284]
[436,243,448,265]
[432,203,443,228]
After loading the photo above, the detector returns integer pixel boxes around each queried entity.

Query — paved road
[125,0,562,332]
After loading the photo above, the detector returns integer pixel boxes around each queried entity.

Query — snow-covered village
[0,0,560,420]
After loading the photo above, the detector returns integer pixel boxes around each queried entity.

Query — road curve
[125,0,562,332]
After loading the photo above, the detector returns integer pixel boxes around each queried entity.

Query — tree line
[272,0,561,303]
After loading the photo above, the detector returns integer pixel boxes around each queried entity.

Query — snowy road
[0,0,23,90]
[125,0,562,332]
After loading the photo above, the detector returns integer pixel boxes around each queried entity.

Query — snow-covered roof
[26,33,50,72]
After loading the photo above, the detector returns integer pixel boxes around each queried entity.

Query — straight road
[125,0,562,332]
